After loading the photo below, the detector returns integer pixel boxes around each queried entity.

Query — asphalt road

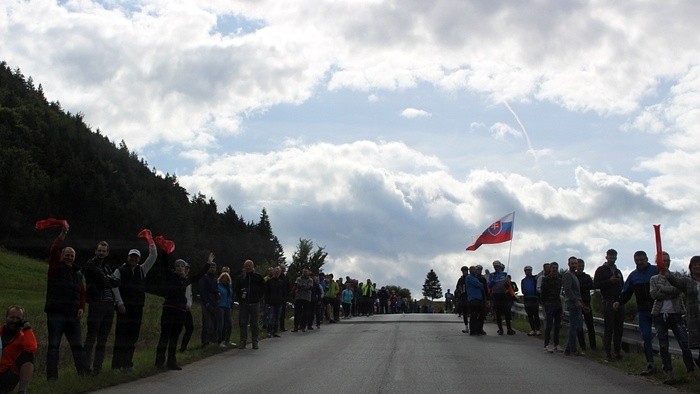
[96,314,677,394]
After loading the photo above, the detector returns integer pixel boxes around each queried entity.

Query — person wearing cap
[488,260,514,335]
[111,232,157,369]
[155,253,214,370]
[521,265,541,336]
[81,240,120,375]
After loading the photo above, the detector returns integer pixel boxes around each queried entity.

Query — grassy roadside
[508,314,700,392]
[0,248,280,393]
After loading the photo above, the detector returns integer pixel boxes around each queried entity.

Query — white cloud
[4,0,700,297]
[400,108,431,119]
[489,122,522,140]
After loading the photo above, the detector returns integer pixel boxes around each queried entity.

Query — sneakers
[553,345,562,352]
[272,334,281,338]
[252,343,259,350]
[507,329,516,335]
[238,342,246,349]
[527,330,535,336]
[546,345,554,353]
[497,329,504,335]
[462,328,469,333]
[535,330,542,336]
[640,365,656,376]
[219,341,228,348]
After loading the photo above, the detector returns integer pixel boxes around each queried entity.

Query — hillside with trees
[0,61,286,274]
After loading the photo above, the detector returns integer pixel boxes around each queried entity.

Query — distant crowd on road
[451,249,700,384]
[1,224,423,393]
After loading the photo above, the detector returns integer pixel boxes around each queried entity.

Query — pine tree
[422,269,443,301]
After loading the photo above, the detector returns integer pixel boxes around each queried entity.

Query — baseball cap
[524,266,532,270]
[128,249,141,257]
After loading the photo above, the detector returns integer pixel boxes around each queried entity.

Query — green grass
[0,248,283,393]
[510,314,700,392]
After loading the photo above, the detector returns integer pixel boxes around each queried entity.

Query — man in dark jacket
[81,240,120,375]
[593,248,625,362]
[575,258,596,350]
[44,226,89,380]
[235,260,265,349]
[198,261,219,348]
[615,251,659,375]
[265,267,285,338]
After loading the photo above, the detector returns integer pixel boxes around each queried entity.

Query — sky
[3,1,700,300]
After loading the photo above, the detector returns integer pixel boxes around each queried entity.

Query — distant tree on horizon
[422,269,442,301]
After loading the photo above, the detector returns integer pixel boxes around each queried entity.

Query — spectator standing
[44,226,89,380]
[563,257,584,356]
[575,258,596,350]
[455,266,470,333]
[488,261,514,335]
[235,260,265,349]
[615,251,658,375]
[264,267,285,338]
[277,266,290,332]
[155,254,213,370]
[216,272,234,348]
[179,264,194,352]
[541,262,563,353]
[198,260,220,348]
[521,266,541,336]
[467,267,487,335]
[292,268,313,332]
[651,252,695,382]
[0,306,38,394]
[593,249,625,362]
[111,232,157,369]
[664,256,700,377]
[82,240,120,375]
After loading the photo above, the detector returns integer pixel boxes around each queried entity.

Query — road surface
[97,314,676,394]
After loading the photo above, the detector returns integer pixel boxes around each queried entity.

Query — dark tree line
[0,61,286,277]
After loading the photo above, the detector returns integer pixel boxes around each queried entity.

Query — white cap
[128,249,141,257]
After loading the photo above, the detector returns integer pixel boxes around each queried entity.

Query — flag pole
[506,211,515,273]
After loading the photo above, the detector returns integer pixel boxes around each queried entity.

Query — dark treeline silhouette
[0,61,286,283]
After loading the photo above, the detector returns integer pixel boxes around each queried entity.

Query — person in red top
[0,305,38,394]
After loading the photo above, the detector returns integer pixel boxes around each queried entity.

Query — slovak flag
[466,212,514,251]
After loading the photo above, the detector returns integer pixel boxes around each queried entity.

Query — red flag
[653,224,665,272]
[155,235,175,255]
[137,229,154,244]
[35,218,69,231]
[466,213,514,251]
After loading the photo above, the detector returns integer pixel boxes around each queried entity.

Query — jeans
[217,307,232,343]
[654,313,695,372]
[578,307,597,349]
[201,302,219,345]
[266,304,282,335]
[524,299,541,331]
[638,310,654,365]
[294,299,310,330]
[566,304,582,353]
[602,300,624,356]
[544,305,562,347]
[84,301,115,372]
[239,302,260,345]
[468,300,485,334]
[46,312,89,379]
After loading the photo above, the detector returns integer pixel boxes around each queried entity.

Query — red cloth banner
[35,218,69,231]
[155,235,175,255]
